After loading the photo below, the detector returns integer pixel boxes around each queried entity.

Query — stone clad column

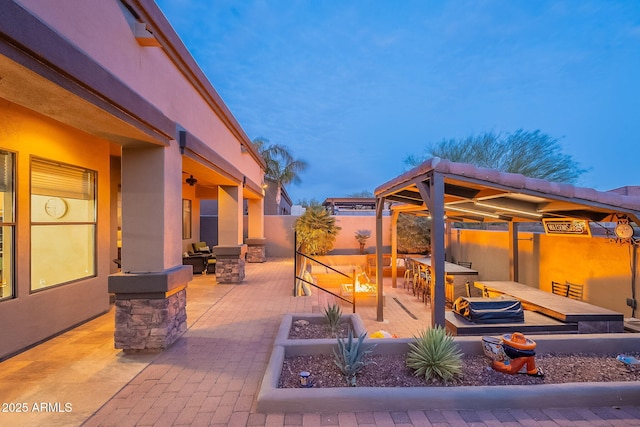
[246,198,266,262]
[215,184,246,282]
[108,144,191,352]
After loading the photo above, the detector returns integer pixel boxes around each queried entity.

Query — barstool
[403,258,414,292]
[415,263,430,302]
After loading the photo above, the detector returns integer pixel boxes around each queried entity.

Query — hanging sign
[542,218,591,237]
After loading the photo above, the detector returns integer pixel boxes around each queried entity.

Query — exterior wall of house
[18,0,263,189]
[264,182,292,215]
[0,99,112,359]
[0,0,265,358]
[450,228,636,317]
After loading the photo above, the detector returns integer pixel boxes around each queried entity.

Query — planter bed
[278,313,366,348]
[257,314,640,413]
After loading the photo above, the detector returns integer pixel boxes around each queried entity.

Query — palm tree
[253,137,308,209]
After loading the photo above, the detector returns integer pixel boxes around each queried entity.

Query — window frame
[30,156,97,292]
[0,149,16,301]
[182,199,192,240]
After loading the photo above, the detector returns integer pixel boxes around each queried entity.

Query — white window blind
[31,158,95,200]
[0,151,13,193]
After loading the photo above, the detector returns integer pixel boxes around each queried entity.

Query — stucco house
[0,0,266,359]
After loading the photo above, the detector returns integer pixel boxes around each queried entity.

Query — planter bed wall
[258,314,640,413]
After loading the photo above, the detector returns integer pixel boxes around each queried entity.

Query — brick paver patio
[1,258,639,426]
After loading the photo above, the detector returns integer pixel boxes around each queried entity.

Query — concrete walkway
[1,258,639,426]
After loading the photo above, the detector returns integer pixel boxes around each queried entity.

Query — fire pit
[339,273,385,306]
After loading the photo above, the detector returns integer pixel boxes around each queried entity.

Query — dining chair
[565,282,584,301]
[403,257,414,292]
[414,263,430,303]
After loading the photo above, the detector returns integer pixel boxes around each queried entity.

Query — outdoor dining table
[412,257,478,275]
[412,257,479,302]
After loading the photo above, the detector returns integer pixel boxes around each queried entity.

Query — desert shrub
[323,303,342,333]
[295,205,341,255]
[397,213,430,254]
[406,326,462,383]
[333,329,375,386]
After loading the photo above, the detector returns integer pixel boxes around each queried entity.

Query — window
[31,158,96,291]
[0,151,15,300]
[182,199,192,239]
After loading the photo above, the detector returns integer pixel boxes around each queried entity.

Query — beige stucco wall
[1,0,266,358]
[265,214,636,317]
[449,228,637,317]
[264,215,392,258]
[17,0,263,190]
[0,99,111,358]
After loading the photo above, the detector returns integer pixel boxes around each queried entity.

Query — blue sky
[156,0,640,204]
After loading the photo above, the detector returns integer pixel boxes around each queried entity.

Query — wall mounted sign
[542,218,591,237]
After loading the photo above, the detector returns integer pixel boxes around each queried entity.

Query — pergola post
[376,196,385,321]
[417,173,446,328]
[391,209,400,288]
[509,222,519,282]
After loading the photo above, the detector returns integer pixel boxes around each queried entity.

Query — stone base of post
[213,244,247,283]
[108,265,192,352]
[246,238,267,263]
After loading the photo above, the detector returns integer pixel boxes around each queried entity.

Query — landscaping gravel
[283,320,640,388]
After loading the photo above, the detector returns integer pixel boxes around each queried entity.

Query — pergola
[373,157,640,326]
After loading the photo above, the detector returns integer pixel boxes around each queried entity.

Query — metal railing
[294,233,356,313]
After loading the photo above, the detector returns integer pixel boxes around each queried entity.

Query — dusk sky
[156,0,640,204]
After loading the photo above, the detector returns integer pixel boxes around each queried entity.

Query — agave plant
[333,329,375,386]
[406,326,462,383]
[323,303,342,333]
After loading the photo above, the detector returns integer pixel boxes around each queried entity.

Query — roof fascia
[0,1,175,145]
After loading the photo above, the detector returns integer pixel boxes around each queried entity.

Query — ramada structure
[374,157,640,329]
[0,0,267,359]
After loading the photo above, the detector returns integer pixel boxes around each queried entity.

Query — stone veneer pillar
[213,244,247,283]
[108,265,192,352]
[246,238,267,263]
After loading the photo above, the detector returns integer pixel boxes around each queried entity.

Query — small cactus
[323,303,342,333]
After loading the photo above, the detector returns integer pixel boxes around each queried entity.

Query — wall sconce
[240,143,248,153]
[242,176,246,187]
[186,175,197,186]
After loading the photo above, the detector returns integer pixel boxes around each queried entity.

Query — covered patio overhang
[373,157,640,326]
[179,129,265,200]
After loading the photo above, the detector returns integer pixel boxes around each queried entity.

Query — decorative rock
[294,320,310,327]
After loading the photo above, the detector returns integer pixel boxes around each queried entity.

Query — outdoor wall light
[240,143,248,153]
[186,175,197,186]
